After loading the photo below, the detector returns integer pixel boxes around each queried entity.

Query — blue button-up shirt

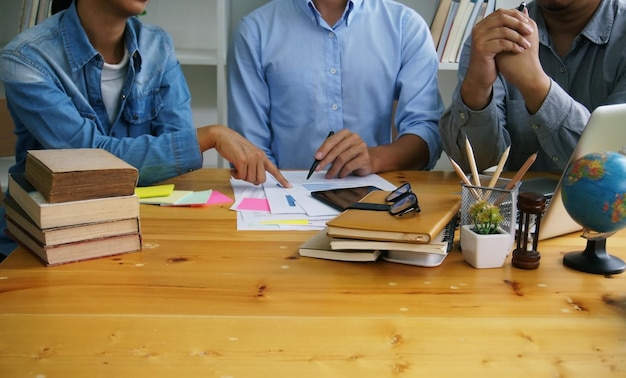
[440,0,626,173]
[228,0,443,170]
[0,3,202,186]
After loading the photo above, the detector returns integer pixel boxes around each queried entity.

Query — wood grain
[1,169,624,377]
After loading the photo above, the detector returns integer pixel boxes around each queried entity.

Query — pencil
[448,156,482,201]
[487,146,511,189]
[503,151,537,191]
[465,136,481,187]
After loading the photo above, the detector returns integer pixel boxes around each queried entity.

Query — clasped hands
[462,5,550,113]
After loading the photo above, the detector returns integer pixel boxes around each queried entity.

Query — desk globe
[561,151,626,274]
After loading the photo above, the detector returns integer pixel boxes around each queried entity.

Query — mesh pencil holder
[460,175,521,240]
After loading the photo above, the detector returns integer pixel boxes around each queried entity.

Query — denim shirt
[439,0,626,173]
[0,3,202,186]
[228,0,444,170]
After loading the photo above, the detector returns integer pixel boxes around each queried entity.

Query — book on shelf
[18,0,53,33]
[298,228,382,262]
[495,0,521,10]
[441,0,473,63]
[454,0,485,62]
[436,0,460,60]
[3,195,141,246]
[25,148,138,203]
[35,0,52,24]
[6,217,142,266]
[435,0,496,63]
[430,0,453,49]
[8,173,140,229]
[326,190,461,244]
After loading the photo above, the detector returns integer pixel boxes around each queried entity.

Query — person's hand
[461,7,533,110]
[494,10,551,114]
[312,129,373,179]
[197,125,291,187]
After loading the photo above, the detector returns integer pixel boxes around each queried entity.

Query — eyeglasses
[347,183,420,218]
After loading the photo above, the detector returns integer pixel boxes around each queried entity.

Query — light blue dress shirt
[228,0,444,170]
[440,0,626,173]
[0,3,203,187]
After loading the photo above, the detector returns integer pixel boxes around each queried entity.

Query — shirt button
[552,156,559,161]
[329,32,335,38]
[330,68,337,75]
[459,112,465,119]
[121,94,126,100]
[331,104,338,111]
[560,67,565,73]
[532,124,540,129]
[133,114,139,120]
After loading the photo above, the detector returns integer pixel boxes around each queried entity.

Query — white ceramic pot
[460,225,514,269]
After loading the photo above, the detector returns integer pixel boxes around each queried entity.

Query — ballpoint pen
[306,131,334,180]
[517,2,526,11]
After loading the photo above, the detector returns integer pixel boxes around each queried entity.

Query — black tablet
[310,186,381,211]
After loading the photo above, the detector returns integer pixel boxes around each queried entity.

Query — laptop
[518,103,626,240]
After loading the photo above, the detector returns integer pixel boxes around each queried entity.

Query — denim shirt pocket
[122,89,163,127]
[266,70,315,128]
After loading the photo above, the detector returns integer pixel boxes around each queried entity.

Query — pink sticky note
[238,198,270,212]
[206,190,233,205]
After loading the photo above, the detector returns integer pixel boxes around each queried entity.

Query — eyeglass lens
[386,183,411,202]
[389,192,420,217]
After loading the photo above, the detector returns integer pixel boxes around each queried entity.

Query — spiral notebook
[520,103,626,240]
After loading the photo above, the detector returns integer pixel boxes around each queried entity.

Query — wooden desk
[1,169,625,377]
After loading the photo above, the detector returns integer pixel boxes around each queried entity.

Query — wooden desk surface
[1,169,625,377]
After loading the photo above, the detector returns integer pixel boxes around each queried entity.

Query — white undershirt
[101,48,130,124]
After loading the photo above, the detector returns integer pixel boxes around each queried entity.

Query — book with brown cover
[8,173,140,229]
[6,217,142,266]
[25,148,138,203]
[3,195,141,246]
[430,0,453,49]
[326,190,461,244]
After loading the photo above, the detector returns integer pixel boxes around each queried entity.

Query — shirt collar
[531,0,614,47]
[60,1,142,71]
[301,0,361,27]
[580,0,614,44]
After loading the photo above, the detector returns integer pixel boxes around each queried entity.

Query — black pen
[306,131,334,180]
[517,2,526,11]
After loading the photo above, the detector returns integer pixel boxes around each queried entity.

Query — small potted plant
[460,200,513,268]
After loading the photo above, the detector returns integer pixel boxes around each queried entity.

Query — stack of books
[4,149,142,266]
[299,190,461,267]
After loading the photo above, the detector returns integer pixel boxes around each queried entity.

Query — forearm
[440,96,508,172]
[369,134,430,172]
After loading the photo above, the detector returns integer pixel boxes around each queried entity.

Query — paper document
[230,170,396,230]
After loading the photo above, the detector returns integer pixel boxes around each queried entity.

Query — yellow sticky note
[135,184,175,199]
[259,219,310,225]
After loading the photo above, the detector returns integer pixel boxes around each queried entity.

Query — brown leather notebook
[326,190,461,244]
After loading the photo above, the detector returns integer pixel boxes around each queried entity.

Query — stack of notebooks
[299,190,461,267]
[4,149,143,266]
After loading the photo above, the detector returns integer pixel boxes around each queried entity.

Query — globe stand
[563,231,626,275]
